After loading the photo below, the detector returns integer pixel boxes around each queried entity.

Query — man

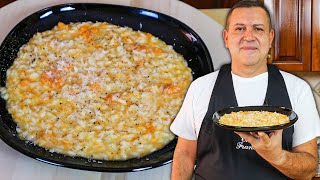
[170,0,320,179]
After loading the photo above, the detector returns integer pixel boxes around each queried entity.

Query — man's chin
[237,59,265,67]
[238,56,260,65]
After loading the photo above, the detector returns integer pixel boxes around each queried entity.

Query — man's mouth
[240,46,258,50]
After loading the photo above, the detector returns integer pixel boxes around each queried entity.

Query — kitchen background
[0,0,320,179]
[200,7,320,114]
[196,1,320,177]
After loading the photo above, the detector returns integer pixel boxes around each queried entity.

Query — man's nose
[243,29,255,41]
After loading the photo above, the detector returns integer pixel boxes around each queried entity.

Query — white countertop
[0,0,230,179]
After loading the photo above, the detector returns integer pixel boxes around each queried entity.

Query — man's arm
[236,130,318,179]
[171,137,197,180]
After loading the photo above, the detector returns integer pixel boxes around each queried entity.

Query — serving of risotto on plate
[219,111,290,127]
[0,21,192,160]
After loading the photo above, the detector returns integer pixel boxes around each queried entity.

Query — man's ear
[269,29,274,48]
[223,29,229,48]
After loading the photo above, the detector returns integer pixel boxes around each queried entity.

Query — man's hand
[235,130,285,165]
[235,131,318,179]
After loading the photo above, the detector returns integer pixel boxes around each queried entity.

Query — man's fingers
[257,132,271,144]
[250,132,260,139]
[235,131,273,147]
[234,131,258,144]
[272,129,283,136]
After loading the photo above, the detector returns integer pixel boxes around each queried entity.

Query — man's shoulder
[192,70,220,86]
[280,71,310,88]
[187,70,220,100]
[280,71,312,99]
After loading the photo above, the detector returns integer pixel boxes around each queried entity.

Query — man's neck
[231,63,268,78]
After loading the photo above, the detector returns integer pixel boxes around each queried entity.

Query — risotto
[219,111,289,127]
[0,22,192,160]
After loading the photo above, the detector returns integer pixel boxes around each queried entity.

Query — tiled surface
[315,82,320,96]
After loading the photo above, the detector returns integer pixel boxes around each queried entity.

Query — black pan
[213,106,298,132]
[0,3,213,172]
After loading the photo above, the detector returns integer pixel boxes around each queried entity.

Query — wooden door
[179,0,238,8]
[312,0,320,71]
[265,0,312,71]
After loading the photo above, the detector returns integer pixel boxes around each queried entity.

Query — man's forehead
[229,7,269,25]
[231,7,268,16]
[234,23,265,27]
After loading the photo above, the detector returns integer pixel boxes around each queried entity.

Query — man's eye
[255,27,264,31]
[235,27,245,31]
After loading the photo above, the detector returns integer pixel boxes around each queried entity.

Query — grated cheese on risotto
[219,111,289,127]
[0,21,192,160]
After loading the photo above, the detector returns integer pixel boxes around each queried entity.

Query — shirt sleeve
[170,81,197,140]
[292,84,320,147]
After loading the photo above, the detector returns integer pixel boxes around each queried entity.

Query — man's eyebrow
[233,23,245,26]
[253,24,265,27]
[233,23,265,27]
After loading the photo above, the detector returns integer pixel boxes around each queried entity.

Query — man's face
[223,7,274,67]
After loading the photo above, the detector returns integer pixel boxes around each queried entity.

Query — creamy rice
[0,22,192,160]
[219,111,289,127]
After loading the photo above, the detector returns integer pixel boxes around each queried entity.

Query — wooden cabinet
[264,0,320,72]
[312,0,320,71]
[181,0,320,72]
[0,0,15,8]
[264,0,312,71]
[179,0,238,9]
